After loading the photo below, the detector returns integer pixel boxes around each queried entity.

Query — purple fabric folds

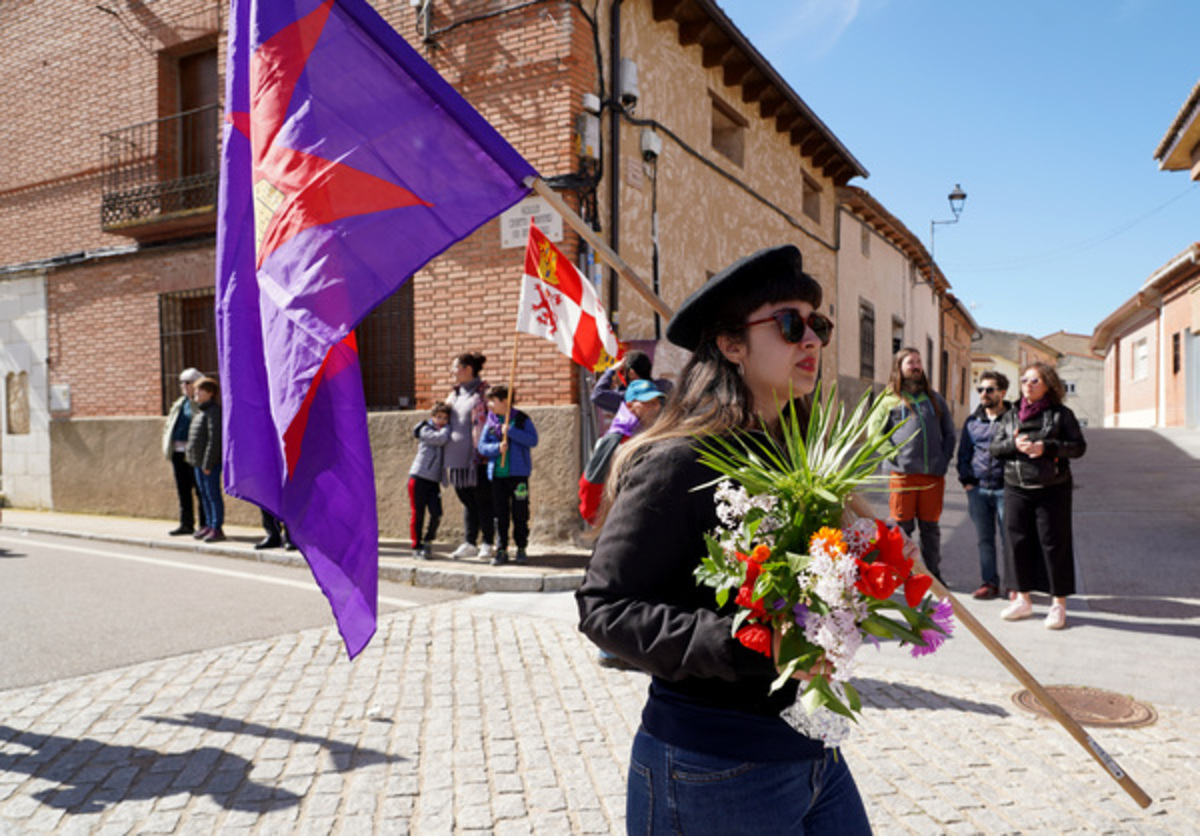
[217,0,536,657]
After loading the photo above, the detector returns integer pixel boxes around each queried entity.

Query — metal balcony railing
[100,104,220,228]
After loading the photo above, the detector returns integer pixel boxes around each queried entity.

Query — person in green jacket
[867,347,956,582]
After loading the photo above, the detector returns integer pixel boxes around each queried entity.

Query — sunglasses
[744,308,834,347]
[976,386,997,394]
[1021,377,1043,386]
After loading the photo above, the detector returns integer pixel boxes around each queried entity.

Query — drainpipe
[608,0,624,330]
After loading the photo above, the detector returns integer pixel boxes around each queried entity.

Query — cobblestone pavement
[1,593,1196,835]
[2,427,1199,833]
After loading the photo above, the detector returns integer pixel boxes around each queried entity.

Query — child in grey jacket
[408,403,451,559]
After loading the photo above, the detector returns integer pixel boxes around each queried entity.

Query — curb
[0,523,586,595]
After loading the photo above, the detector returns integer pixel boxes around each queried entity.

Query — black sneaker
[168,526,195,536]
[491,549,509,566]
[515,549,528,564]
[416,546,430,560]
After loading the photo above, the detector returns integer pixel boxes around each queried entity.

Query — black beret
[666,245,807,351]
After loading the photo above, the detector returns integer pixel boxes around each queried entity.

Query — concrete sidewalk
[0,508,590,595]
[1,426,1198,832]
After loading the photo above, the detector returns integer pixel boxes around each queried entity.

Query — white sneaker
[478,544,495,561]
[450,543,478,560]
[1000,598,1033,621]
[1044,603,1067,630]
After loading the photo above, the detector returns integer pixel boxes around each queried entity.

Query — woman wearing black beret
[577,245,871,834]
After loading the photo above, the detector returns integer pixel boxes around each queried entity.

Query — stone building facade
[0,0,867,541]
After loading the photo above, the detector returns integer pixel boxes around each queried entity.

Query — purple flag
[217,0,537,657]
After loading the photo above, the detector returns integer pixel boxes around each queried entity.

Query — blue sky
[718,0,1200,341]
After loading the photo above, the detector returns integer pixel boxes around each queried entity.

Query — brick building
[1090,80,1200,429]
[0,0,869,541]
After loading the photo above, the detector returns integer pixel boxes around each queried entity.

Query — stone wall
[49,405,582,544]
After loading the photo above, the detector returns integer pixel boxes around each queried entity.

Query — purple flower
[792,602,809,627]
[773,597,787,611]
[911,598,954,658]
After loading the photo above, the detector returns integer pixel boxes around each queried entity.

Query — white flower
[780,686,853,747]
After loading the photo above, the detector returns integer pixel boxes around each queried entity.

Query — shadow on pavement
[0,546,25,559]
[145,711,404,773]
[1055,612,1200,639]
[1084,596,1200,620]
[854,677,1009,717]
[0,713,401,815]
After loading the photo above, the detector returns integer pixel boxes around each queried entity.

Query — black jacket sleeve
[576,440,778,683]
[1044,406,1086,460]
[956,417,976,486]
[990,411,1017,460]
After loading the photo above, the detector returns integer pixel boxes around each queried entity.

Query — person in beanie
[577,245,871,834]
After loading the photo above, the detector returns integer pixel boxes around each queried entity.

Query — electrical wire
[952,183,1199,273]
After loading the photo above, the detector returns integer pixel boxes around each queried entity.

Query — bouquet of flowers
[694,387,954,744]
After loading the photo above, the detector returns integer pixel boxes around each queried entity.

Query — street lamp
[929,183,967,263]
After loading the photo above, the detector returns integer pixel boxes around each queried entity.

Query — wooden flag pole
[527,177,674,321]
[528,173,1150,806]
[894,538,1152,809]
[500,328,520,469]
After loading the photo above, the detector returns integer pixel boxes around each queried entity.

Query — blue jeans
[626,727,870,835]
[194,467,224,529]
[966,485,1004,587]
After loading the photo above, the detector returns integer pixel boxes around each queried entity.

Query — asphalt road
[0,532,464,691]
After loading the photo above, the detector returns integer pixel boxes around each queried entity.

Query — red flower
[871,519,913,576]
[904,573,933,607]
[743,560,762,586]
[748,544,771,564]
[735,581,768,617]
[736,623,773,657]
[854,558,903,600]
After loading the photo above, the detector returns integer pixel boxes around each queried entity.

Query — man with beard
[956,370,1011,599]
[868,347,956,583]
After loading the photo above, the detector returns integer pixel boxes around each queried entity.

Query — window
[176,49,219,182]
[858,302,875,380]
[710,94,746,167]
[1173,332,1181,375]
[960,367,967,405]
[1064,381,1077,395]
[1133,337,1149,381]
[802,174,821,223]
[891,318,904,356]
[860,222,870,257]
[357,281,416,410]
[159,288,218,414]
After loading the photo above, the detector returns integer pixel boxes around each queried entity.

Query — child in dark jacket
[408,403,451,559]
[185,377,224,543]
[477,385,538,565]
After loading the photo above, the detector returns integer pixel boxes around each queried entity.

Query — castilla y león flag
[517,222,619,372]
[217,0,537,657]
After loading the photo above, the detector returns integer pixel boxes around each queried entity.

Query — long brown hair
[1022,361,1066,406]
[594,264,824,528]
[887,346,943,419]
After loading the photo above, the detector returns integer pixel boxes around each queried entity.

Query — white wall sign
[500,196,563,249]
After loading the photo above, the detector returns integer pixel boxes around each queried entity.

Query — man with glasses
[956,371,1011,599]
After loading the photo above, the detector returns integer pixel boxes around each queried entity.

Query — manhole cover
[1012,685,1156,728]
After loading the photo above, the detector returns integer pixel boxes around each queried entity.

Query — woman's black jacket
[989,403,1086,488]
